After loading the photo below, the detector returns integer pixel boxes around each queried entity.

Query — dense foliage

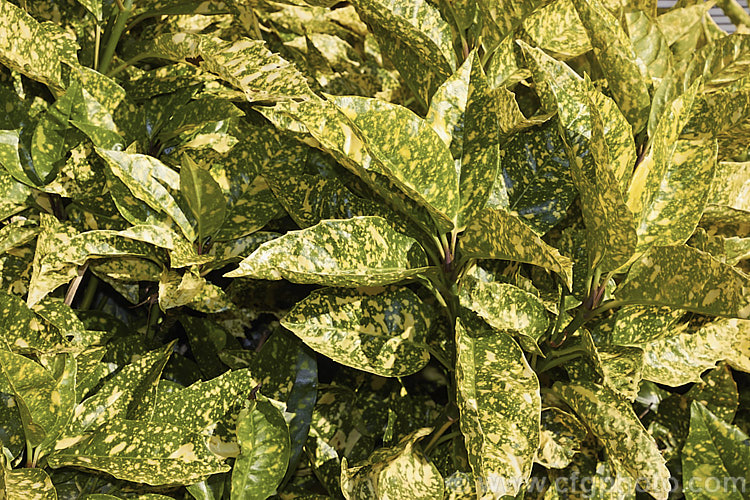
[0,0,749,498]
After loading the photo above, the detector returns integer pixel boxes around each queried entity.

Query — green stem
[424,405,459,455]
[99,0,133,75]
[590,299,637,316]
[145,301,162,342]
[79,276,99,311]
[537,351,585,373]
[106,52,155,77]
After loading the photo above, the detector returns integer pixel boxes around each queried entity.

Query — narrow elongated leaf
[555,382,670,499]
[570,0,651,131]
[48,418,229,485]
[282,286,432,377]
[640,318,750,386]
[616,245,750,318]
[225,217,429,286]
[349,0,454,110]
[232,396,291,500]
[96,149,196,242]
[31,80,81,183]
[459,208,573,288]
[333,96,459,227]
[341,428,444,500]
[0,0,78,92]
[459,277,549,355]
[682,402,750,500]
[152,33,313,101]
[455,317,541,498]
[180,155,226,243]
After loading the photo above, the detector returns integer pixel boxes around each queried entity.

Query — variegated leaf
[708,160,750,211]
[225,216,429,286]
[684,33,750,92]
[152,369,256,434]
[349,0,455,110]
[570,0,651,132]
[232,396,290,500]
[96,149,196,242]
[0,167,31,220]
[523,0,591,60]
[459,276,549,355]
[341,428,444,500]
[555,382,670,499]
[281,286,431,377]
[180,155,226,244]
[615,245,750,318]
[151,33,313,102]
[459,208,573,289]
[625,10,672,81]
[4,467,56,500]
[685,363,739,423]
[536,407,588,469]
[455,316,541,498]
[333,95,459,228]
[593,305,684,346]
[640,318,750,386]
[682,402,750,500]
[0,291,66,352]
[0,0,79,92]
[48,418,229,485]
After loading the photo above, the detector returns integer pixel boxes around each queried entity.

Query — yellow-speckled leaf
[684,34,750,92]
[522,44,637,271]
[341,428,444,500]
[640,318,750,386]
[523,0,591,59]
[0,291,66,353]
[682,402,750,500]
[0,0,79,92]
[158,268,204,311]
[0,220,39,254]
[0,166,31,220]
[633,139,717,255]
[500,117,576,234]
[349,0,455,110]
[0,350,65,447]
[48,418,229,485]
[67,344,172,435]
[459,208,573,289]
[281,286,431,377]
[96,149,196,242]
[152,369,255,434]
[151,33,313,102]
[459,276,549,355]
[455,317,541,498]
[28,214,78,307]
[180,155,226,244]
[615,245,750,318]
[625,10,672,82]
[225,217,429,286]
[708,161,750,211]
[4,467,56,500]
[333,96,459,227]
[593,305,684,346]
[232,396,290,500]
[685,363,739,423]
[536,407,588,469]
[570,0,650,132]
[478,0,555,49]
[555,382,670,499]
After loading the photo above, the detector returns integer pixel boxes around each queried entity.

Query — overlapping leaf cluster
[0,0,749,498]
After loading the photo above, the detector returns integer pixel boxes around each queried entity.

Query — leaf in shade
[459,208,573,288]
[536,407,588,469]
[180,155,226,244]
[454,316,541,498]
[555,382,670,500]
[282,286,432,377]
[225,216,429,286]
[616,245,750,319]
[0,167,31,220]
[570,0,651,132]
[48,418,229,486]
[459,276,549,355]
[349,0,455,110]
[500,117,576,234]
[682,402,750,500]
[0,291,66,353]
[341,428,444,500]
[231,396,291,500]
[3,467,56,500]
[685,363,739,423]
[640,318,750,386]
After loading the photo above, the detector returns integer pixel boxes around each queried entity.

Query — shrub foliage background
[0,0,749,498]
